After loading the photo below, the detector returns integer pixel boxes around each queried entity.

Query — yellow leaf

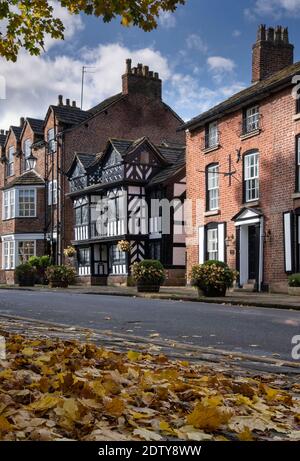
[238,427,254,441]
[21,347,35,357]
[133,428,163,441]
[0,415,13,433]
[104,398,125,417]
[28,395,61,412]
[187,402,232,431]
[127,350,142,361]
[62,398,80,421]
[159,421,175,435]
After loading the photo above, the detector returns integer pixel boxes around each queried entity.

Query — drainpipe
[258,216,264,292]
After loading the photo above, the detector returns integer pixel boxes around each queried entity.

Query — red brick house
[0,60,185,284]
[183,25,300,293]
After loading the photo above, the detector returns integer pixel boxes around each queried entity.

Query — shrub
[15,263,36,287]
[131,260,166,285]
[63,246,77,258]
[190,261,237,297]
[46,265,76,288]
[288,274,300,287]
[28,255,51,284]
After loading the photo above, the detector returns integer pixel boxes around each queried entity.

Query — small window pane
[18,189,35,217]
[244,152,259,202]
[207,229,218,261]
[245,106,259,133]
[207,164,219,211]
[18,241,35,264]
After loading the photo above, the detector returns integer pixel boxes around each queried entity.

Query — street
[0,289,300,363]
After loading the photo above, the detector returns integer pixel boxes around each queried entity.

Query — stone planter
[137,282,161,293]
[49,281,69,288]
[288,287,300,296]
[198,286,227,298]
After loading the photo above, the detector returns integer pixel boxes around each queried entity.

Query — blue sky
[1,0,300,129]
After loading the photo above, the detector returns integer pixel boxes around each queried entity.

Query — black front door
[248,225,259,283]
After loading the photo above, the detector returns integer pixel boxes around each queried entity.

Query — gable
[232,207,263,223]
[103,148,122,168]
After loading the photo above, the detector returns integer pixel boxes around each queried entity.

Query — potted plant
[117,240,131,253]
[15,263,36,287]
[63,246,77,258]
[46,265,76,288]
[28,255,51,285]
[131,260,166,293]
[288,274,300,296]
[190,261,237,298]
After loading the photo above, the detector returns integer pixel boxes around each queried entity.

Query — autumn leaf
[104,398,125,417]
[187,401,232,431]
[127,350,142,362]
[0,416,13,433]
[28,395,61,412]
[238,427,255,441]
[133,428,163,441]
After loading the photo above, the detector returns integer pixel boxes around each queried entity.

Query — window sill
[240,129,261,141]
[202,144,220,154]
[292,192,300,199]
[242,200,260,208]
[204,210,220,217]
[293,113,300,122]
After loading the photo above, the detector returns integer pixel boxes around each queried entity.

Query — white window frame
[3,240,14,270]
[48,180,58,205]
[47,128,56,153]
[1,235,42,270]
[18,189,36,217]
[245,106,260,133]
[23,139,31,171]
[2,188,37,220]
[207,164,219,211]
[7,146,15,177]
[244,152,259,202]
[17,240,36,265]
[208,122,218,148]
[207,228,218,261]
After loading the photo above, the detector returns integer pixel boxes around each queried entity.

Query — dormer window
[205,122,219,149]
[23,139,31,171]
[7,146,15,176]
[243,106,260,134]
[47,128,56,153]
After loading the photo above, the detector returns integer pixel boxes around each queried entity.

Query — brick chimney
[122,59,162,100]
[252,25,294,83]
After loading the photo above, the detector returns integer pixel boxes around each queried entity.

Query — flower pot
[49,281,69,288]
[18,275,35,287]
[137,282,161,293]
[199,286,227,298]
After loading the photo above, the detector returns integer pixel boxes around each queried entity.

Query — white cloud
[186,34,208,54]
[158,11,176,28]
[232,30,241,38]
[207,56,236,73]
[245,0,300,19]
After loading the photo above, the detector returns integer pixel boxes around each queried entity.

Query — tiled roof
[110,138,134,156]
[88,93,124,116]
[148,161,185,186]
[2,170,45,189]
[157,145,185,164]
[10,126,22,140]
[27,118,44,135]
[0,133,7,147]
[51,105,90,125]
[181,60,300,131]
[77,152,97,169]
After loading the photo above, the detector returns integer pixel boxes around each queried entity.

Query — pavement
[0,289,300,371]
[1,284,300,310]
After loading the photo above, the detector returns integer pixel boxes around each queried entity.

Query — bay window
[2,188,37,219]
[206,163,219,211]
[7,146,15,176]
[244,151,259,202]
[18,241,35,264]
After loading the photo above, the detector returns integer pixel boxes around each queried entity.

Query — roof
[0,133,7,147]
[76,152,97,169]
[148,161,185,186]
[110,138,134,156]
[26,118,44,135]
[10,126,22,141]
[157,145,185,164]
[2,170,45,189]
[181,60,300,131]
[51,105,90,125]
[88,93,124,116]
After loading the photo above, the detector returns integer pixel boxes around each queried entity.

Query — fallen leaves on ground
[0,331,299,441]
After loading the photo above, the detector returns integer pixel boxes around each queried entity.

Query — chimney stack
[58,94,63,106]
[66,98,70,106]
[252,24,294,83]
[20,117,25,127]
[72,100,77,108]
[122,59,162,100]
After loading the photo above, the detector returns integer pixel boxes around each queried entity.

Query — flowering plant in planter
[28,255,51,285]
[190,261,237,297]
[46,265,76,288]
[117,240,131,253]
[131,260,166,293]
[63,246,77,258]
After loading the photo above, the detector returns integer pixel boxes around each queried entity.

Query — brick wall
[186,86,300,289]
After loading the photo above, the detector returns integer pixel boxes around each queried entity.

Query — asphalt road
[0,289,300,362]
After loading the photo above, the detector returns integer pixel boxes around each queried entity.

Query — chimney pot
[149,71,154,78]
[72,100,76,108]
[154,72,159,79]
[143,65,149,77]
[137,63,143,75]
[267,27,274,41]
[257,24,266,41]
[283,27,289,44]
[58,94,63,106]
[126,58,132,74]
[275,26,282,42]
[20,117,25,127]
[66,98,70,106]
